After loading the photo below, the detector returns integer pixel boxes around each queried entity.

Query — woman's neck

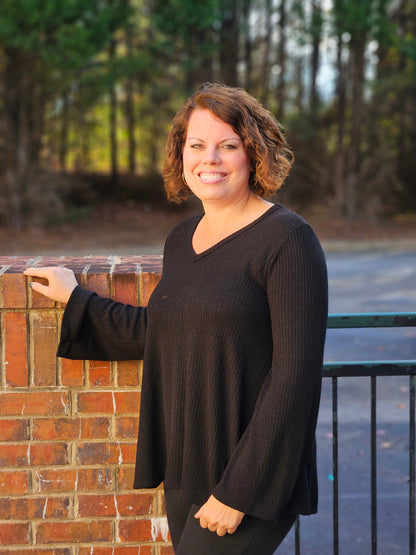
[191,194,274,254]
[201,194,273,234]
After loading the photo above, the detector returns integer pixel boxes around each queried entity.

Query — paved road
[278,249,416,554]
[326,249,416,363]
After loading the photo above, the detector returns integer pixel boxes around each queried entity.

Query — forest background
[0,0,415,252]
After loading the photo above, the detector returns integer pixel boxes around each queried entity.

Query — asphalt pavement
[277,248,416,554]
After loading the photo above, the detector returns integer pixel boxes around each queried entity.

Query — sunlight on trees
[0,0,415,228]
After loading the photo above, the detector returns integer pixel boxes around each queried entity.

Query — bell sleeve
[57,285,147,361]
[212,223,328,520]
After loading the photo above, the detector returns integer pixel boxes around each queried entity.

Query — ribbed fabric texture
[57,203,328,522]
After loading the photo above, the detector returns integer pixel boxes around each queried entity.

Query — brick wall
[0,255,175,555]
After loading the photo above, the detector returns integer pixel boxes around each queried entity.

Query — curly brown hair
[162,82,293,203]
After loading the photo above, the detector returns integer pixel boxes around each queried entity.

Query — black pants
[164,487,296,555]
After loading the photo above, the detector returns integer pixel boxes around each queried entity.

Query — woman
[25,83,328,554]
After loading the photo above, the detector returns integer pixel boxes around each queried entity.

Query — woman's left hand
[194,495,245,536]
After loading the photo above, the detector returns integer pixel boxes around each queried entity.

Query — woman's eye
[188,142,237,150]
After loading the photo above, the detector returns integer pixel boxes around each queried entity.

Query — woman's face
[182,108,251,206]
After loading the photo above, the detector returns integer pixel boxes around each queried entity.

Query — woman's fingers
[194,495,244,536]
[207,523,217,533]
[24,267,55,279]
[29,281,52,297]
[23,266,78,304]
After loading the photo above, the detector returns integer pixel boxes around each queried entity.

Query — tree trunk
[241,0,252,89]
[219,0,239,86]
[124,22,136,176]
[193,29,215,86]
[276,0,287,119]
[258,0,273,104]
[59,89,70,173]
[295,56,305,112]
[310,0,322,114]
[334,35,347,216]
[395,0,416,206]
[346,35,365,219]
[2,48,33,229]
[108,39,118,184]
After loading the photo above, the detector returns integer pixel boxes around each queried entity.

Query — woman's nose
[204,146,220,164]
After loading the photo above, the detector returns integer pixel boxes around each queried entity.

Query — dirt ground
[1,200,415,256]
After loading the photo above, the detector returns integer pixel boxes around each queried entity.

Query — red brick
[85,466,116,490]
[77,392,114,413]
[30,277,55,308]
[32,312,57,386]
[0,418,29,441]
[0,496,70,520]
[36,519,112,544]
[77,442,136,465]
[1,550,70,555]
[34,469,75,493]
[160,489,166,513]
[0,444,28,466]
[114,391,140,414]
[33,417,109,441]
[160,547,175,555]
[141,272,161,305]
[39,256,79,269]
[34,468,113,493]
[78,493,117,517]
[0,392,69,416]
[116,416,139,439]
[116,493,154,516]
[121,443,137,464]
[0,471,29,494]
[113,272,138,304]
[118,519,156,542]
[117,466,135,491]
[117,361,140,387]
[31,443,69,465]
[0,443,68,467]
[0,521,30,544]
[81,416,111,439]
[78,547,152,555]
[88,361,112,386]
[78,493,154,518]
[32,418,78,441]
[0,258,169,553]
[61,358,84,386]
[140,256,163,274]
[1,273,27,308]
[4,312,29,387]
[86,273,110,297]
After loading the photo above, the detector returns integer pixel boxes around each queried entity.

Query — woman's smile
[198,171,228,184]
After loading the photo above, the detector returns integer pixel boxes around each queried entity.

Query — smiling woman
[183,108,264,254]
[163,82,293,204]
[24,83,328,555]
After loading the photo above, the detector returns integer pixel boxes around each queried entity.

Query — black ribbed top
[57,203,328,521]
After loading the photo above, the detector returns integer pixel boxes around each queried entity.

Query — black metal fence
[295,312,416,555]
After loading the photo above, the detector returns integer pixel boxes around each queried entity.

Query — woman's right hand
[23,267,78,304]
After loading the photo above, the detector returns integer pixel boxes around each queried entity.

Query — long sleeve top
[57,203,328,522]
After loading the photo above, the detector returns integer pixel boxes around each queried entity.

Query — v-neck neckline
[191,204,279,260]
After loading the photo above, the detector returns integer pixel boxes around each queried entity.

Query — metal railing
[295,312,416,555]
